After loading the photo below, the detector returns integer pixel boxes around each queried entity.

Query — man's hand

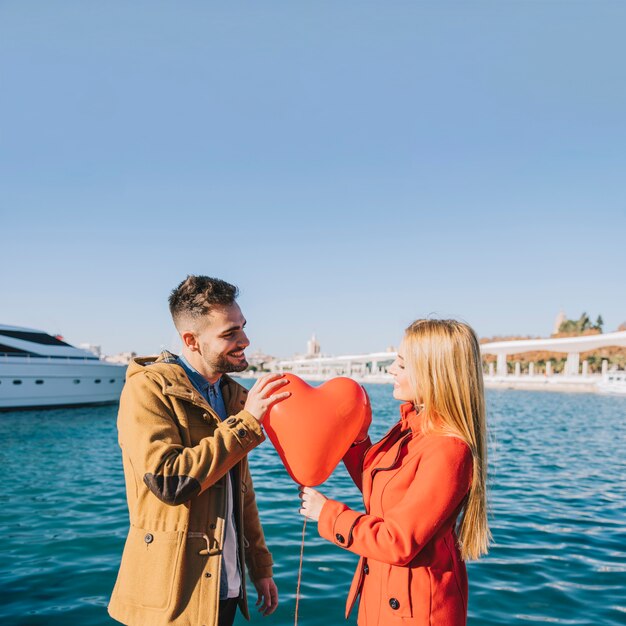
[253,577,278,616]
[244,374,290,424]
[298,485,327,522]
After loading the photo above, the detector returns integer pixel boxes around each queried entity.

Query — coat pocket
[115,525,184,611]
[427,567,466,624]
[385,564,413,618]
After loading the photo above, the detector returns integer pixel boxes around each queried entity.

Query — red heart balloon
[264,374,369,486]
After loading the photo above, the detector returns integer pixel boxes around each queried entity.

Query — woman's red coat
[318,403,473,626]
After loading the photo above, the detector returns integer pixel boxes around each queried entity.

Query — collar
[136,350,236,408]
[178,355,222,396]
[399,402,423,432]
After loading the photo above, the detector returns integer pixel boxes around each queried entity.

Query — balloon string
[294,516,307,626]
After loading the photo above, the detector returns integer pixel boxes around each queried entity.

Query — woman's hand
[244,374,290,424]
[298,486,327,522]
[355,387,372,441]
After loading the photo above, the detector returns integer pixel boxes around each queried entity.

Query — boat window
[0,330,71,346]
[73,379,81,384]
[109,379,115,383]
[0,343,36,356]
[13,380,22,385]
[95,379,101,384]
[35,380,44,385]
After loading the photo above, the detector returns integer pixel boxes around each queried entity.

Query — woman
[299,319,490,626]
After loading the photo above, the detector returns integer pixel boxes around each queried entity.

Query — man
[108,275,290,626]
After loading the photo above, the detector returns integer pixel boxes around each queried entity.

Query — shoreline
[237,372,626,396]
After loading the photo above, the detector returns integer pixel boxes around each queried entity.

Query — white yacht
[0,325,126,409]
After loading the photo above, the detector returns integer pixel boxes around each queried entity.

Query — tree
[558,312,603,334]
[578,312,591,332]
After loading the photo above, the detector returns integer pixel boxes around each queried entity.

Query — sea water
[1,385,625,626]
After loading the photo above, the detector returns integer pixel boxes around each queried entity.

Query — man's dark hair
[169,275,239,329]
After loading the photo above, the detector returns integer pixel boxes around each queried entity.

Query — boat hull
[0,357,126,409]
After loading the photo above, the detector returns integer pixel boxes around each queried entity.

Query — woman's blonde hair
[403,319,490,560]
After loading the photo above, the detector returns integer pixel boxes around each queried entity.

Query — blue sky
[1,2,625,357]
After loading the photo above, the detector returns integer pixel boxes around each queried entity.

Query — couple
[108,275,489,626]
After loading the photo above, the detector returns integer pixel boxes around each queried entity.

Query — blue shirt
[178,356,228,420]
[177,355,241,599]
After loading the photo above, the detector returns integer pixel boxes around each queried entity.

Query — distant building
[553,310,567,334]
[104,351,136,365]
[79,343,102,358]
[306,333,320,357]
[287,333,326,362]
[246,350,276,372]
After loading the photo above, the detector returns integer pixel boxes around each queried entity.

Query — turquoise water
[1,385,625,626]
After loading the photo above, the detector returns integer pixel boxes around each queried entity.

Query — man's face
[195,303,250,374]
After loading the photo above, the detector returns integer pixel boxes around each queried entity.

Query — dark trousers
[218,598,238,626]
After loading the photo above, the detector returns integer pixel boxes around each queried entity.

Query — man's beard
[205,352,249,374]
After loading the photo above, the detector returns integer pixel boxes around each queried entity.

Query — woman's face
[388,346,413,402]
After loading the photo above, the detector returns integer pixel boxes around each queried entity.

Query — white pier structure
[272,351,396,383]
[271,331,626,394]
[480,330,626,377]
[480,330,626,394]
